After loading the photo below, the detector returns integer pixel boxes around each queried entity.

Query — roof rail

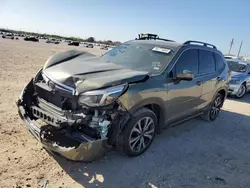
[137,37,175,42]
[135,33,175,42]
[184,40,217,49]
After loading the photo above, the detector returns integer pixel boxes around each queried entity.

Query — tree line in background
[0,28,121,46]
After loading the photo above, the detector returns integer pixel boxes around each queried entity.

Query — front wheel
[201,93,223,121]
[121,108,157,157]
[235,84,246,98]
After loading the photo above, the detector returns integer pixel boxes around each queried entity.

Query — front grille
[38,97,64,116]
[35,83,63,107]
[34,82,79,110]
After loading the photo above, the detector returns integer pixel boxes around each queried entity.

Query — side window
[175,49,198,75]
[199,50,216,74]
[214,53,226,70]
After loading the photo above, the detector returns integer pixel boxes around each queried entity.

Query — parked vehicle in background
[24,36,39,42]
[46,38,60,44]
[100,45,109,50]
[17,33,229,162]
[68,41,80,46]
[2,33,14,39]
[224,55,238,60]
[227,59,250,98]
[84,43,94,48]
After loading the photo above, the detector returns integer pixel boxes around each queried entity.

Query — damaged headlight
[78,85,127,107]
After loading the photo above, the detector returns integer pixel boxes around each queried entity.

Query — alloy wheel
[210,95,222,120]
[236,84,246,98]
[129,117,155,153]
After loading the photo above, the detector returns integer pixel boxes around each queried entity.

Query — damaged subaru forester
[17,34,230,162]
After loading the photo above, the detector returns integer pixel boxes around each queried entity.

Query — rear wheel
[235,84,246,98]
[121,108,157,157]
[201,93,223,121]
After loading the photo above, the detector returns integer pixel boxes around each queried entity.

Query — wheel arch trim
[128,97,166,133]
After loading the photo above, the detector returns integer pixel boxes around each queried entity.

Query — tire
[235,83,246,98]
[201,93,223,121]
[121,107,157,157]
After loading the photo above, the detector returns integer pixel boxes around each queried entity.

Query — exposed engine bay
[17,69,130,161]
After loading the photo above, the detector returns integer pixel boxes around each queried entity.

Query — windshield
[227,61,248,73]
[100,41,175,73]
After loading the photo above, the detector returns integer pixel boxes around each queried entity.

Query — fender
[128,97,166,133]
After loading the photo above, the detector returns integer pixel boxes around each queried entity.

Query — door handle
[196,81,201,86]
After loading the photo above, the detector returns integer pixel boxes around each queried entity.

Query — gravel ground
[0,38,250,188]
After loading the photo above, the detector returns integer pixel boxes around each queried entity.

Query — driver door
[165,49,202,124]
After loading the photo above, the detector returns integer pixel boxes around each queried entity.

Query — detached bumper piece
[16,80,107,162]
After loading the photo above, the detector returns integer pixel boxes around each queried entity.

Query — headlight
[230,79,240,84]
[78,85,127,107]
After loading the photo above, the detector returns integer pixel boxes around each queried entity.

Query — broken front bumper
[16,80,108,162]
[17,102,108,162]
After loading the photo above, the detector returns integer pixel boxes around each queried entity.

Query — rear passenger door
[198,50,220,110]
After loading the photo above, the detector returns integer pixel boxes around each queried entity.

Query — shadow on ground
[227,93,250,104]
[52,109,250,188]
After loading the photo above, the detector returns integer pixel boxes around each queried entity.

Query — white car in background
[46,38,60,44]
[2,33,14,39]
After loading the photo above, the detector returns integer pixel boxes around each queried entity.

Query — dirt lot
[1,38,250,188]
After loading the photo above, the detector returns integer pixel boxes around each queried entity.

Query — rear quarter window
[214,53,226,71]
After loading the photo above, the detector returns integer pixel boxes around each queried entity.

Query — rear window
[199,50,216,74]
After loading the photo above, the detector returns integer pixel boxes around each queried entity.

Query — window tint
[175,49,198,75]
[199,50,216,74]
[214,53,225,70]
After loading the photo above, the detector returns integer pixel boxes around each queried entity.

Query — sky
[0,0,249,56]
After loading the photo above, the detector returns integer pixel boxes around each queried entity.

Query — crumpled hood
[43,50,149,93]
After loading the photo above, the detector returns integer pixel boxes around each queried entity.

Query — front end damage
[16,72,130,162]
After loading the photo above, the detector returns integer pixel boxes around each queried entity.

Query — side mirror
[176,70,194,81]
[248,72,250,75]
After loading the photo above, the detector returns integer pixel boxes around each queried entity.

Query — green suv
[17,33,230,162]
